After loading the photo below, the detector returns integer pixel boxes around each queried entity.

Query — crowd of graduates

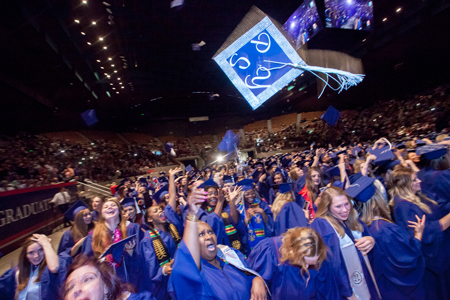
[1,128,450,300]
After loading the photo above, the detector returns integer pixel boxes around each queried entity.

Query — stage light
[110,83,113,85]
[114,70,117,73]
[103,46,107,49]
[100,66,104,69]
[108,57,112,60]
[121,86,124,89]
[217,156,224,162]
[111,64,114,67]
[116,91,119,94]
[81,32,86,35]
[82,0,87,4]
[382,18,387,22]
[92,21,96,25]
[75,19,80,23]
[396,8,402,13]
[97,60,101,62]
[87,42,91,45]
[104,73,108,75]
[117,78,121,80]
[119,82,123,85]
[112,87,116,90]
[99,37,104,41]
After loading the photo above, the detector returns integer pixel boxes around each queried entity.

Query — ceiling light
[114,70,117,73]
[117,78,121,80]
[111,64,114,67]
[100,66,104,69]
[108,57,112,60]
[112,87,116,90]
[103,46,107,49]
[110,83,113,85]
[92,21,96,25]
[87,42,91,45]
[104,73,108,75]
[121,86,124,89]
[116,91,119,94]
[396,8,402,12]
[81,32,86,35]
[75,19,80,23]
[107,75,110,78]
[119,82,123,85]
[382,18,387,22]
[96,60,101,62]
[99,37,104,41]
[82,0,87,4]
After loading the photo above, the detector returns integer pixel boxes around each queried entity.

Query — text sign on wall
[214,17,303,110]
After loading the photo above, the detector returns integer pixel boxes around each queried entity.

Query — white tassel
[264,60,365,97]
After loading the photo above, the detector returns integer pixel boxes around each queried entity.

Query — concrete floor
[0,227,69,276]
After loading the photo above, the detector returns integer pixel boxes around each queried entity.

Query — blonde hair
[316,186,363,237]
[357,187,391,226]
[272,191,295,220]
[279,227,327,286]
[92,198,128,258]
[388,168,437,214]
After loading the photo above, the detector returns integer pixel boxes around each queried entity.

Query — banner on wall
[0,182,78,255]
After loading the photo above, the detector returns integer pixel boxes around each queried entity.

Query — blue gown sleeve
[294,176,305,194]
[310,218,353,298]
[0,268,16,300]
[315,259,341,300]
[247,238,278,287]
[168,241,204,300]
[165,204,184,236]
[41,256,70,299]
[274,202,308,236]
[260,201,275,237]
[268,188,276,206]
[57,229,75,255]
[126,292,157,300]
[377,222,425,286]
[81,232,94,257]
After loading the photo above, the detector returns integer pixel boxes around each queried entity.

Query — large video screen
[325,0,373,31]
[283,1,323,50]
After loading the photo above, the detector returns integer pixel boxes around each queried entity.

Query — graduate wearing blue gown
[310,186,380,300]
[348,176,426,300]
[248,231,340,300]
[0,234,70,300]
[168,187,267,300]
[272,183,309,236]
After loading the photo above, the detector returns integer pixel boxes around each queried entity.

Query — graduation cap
[415,140,427,146]
[100,234,136,263]
[235,179,255,191]
[267,161,278,169]
[321,106,341,127]
[416,144,448,160]
[352,146,362,157]
[152,185,169,203]
[278,183,292,193]
[345,177,376,203]
[81,109,99,127]
[223,175,234,184]
[382,159,400,171]
[64,200,89,221]
[371,147,396,166]
[198,178,219,189]
[328,165,341,177]
[138,177,148,184]
[121,197,140,208]
[185,165,193,172]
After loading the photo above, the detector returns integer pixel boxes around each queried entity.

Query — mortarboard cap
[328,165,341,177]
[345,176,376,203]
[278,183,292,193]
[321,106,341,126]
[352,146,362,157]
[64,200,89,221]
[152,185,169,203]
[371,147,396,166]
[185,165,193,172]
[236,179,254,191]
[138,177,148,184]
[415,140,426,146]
[100,234,137,263]
[198,178,219,189]
[416,144,448,160]
[121,197,139,208]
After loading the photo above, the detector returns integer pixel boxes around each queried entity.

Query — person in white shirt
[50,187,71,227]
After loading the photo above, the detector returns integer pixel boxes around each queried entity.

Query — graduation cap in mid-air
[321,106,341,127]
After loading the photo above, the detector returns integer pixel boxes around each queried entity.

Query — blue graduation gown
[244,199,275,238]
[164,204,184,236]
[58,229,75,255]
[418,167,450,213]
[81,222,143,287]
[167,241,255,300]
[310,217,381,299]
[127,292,157,300]
[293,176,305,194]
[138,230,178,299]
[369,219,425,300]
[248,236,340,300]
[273,202,308,236]
[268,188,277,206]
[392,196,450,300]
[0,256,69,300]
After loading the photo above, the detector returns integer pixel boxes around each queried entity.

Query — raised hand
[187,185,207,215]
[169,167,183,177]
[408,214,426,241]
[31,234,52,246]
[228,186,242,202]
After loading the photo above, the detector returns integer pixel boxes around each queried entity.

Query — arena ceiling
[0,0,449,133]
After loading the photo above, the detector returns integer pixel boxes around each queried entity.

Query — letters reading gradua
[0,199,52,227]
[214,17,304,110]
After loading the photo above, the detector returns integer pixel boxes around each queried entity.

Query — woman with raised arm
[62,254,155,300]
[248,227,340,300]
[350,175,426,299]
[310,186,380,300]
[0,234,68,300]
[81,197,141,286]
[137,170,182,299]
[389,168,450,299]
[58,200,95,256]
[168,186,267,300]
